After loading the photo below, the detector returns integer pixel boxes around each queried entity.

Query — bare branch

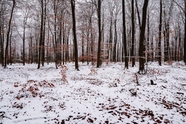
[172,0,185,13]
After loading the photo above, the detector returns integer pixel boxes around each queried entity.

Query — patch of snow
[0,62,186,124]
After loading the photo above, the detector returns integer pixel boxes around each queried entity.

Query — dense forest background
[0,0,185,70]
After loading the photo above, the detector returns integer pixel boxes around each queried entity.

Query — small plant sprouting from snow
[58,64,68,84]
[88,68,98,76]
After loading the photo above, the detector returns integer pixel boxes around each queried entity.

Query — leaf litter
[0,62,186,123]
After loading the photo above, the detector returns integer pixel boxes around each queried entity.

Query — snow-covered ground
[0,62,186,124]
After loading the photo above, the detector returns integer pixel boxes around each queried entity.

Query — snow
[0,62,186,124]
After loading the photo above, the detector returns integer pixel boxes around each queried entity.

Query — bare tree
[41,0,47,66]
[96,0,102,68]
[164,1,173,62]
[122,0,128,69]
[0,0,184,66]
[19,1,34,65]
[71,0,79,70]
[37,0,44,69]
[158,0,162,66]
[4,0,16,68]
[131,0,135,67]
[185,1,186,64]
[112,1,120,62]
[0,2,5,66]
[108,1,113,62]
[138,0,149,73]
[172,0,186,64]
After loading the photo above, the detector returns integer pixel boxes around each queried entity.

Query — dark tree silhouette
[96,0,102,68]
[158,0,162,66]
[71,0,79,71]
[138,0,149,73]
[131,0,135,67]
[41,0,47,66]
[122,0,128,69]
[4,0,16,68]
[37,0,44,69]
[185,1,186,64]
[0,3,5,66]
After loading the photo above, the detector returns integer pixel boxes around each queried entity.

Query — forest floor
[0,62,186,124]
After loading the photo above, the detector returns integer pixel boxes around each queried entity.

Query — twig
[135,73,139,85]
[13,117,49,123]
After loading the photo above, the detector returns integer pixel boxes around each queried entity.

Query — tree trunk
[62,21,65,65]
[158,0,162,66]
[138,0,149,73]
[109,13,113,62]
[37,0,44,69]
[35,32,39,63]
[101,10,104,64]
[4,0,15,68]
[47,19,50,64]
[0,3,5,66]
[0,22,4,66]
[81,30,84,63]
[135,0,141,27]
[71,0,79,71]
[97,0,102,68]
[131,0,135,67]
[30,34,33,63]
[164,1,173,62]
[23,25,26,65]
[41,0,47,66]
[66,28,70,62]
[178,24,181,61]
[9,30,12,65]
[53,0,58,69]
[122,0,128,69]
[176,29,178,61]
[164,22,170,62]
[86,21,90,65]
[59,12,62,65]
[91,15,94,65]
[147,11,150,62]
[184,1,186,64]
[113,18,117,62]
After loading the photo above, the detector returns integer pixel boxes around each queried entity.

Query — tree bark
[62,20,65,65]
[53,0,59,69]
[0,19,4,66]
[0,27,2,65]
[113,18,117,62]
[0,4,5,66]
[41,0,47,66]
[91,14,94,65]
[164,1,173,62]
[109,10,113,62]
[147,11,150,62]
[4,0,16,68]
[59,11,62,65]
[81,30,84,63]
[184,1,186,64]
[23,24,26,65]
[138,0,149,73]
[135,0,141,28]
[131,0,135,67]
[30,34,33,63]
[71,0,79,70]
[122,0,128,69]
[96,0,102,68]
[86,23,90,65]
[158,0,162,66]
[9,30,13,65]
[37,0,44,69]
[178,24,181,61]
